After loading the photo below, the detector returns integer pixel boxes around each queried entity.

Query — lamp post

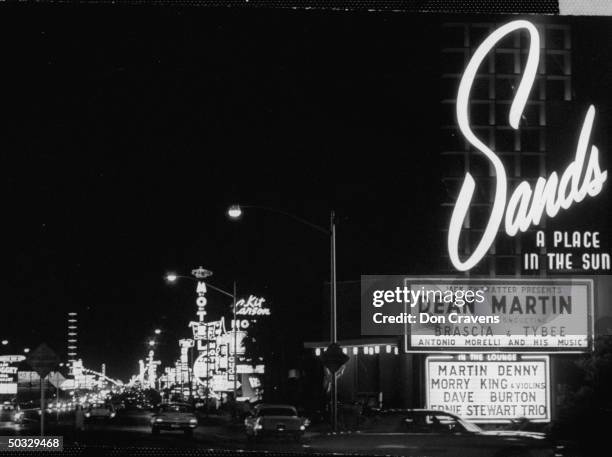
[165,272,238,407]
[227,204,339,431]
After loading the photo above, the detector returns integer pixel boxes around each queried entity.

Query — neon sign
[448,20,608,271]
[236,295,271,316]
[195,281,207,322]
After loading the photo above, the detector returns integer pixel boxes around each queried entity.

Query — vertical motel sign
[191,266,214,383]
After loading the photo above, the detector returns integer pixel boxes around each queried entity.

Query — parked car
[85,404,116,420]
[150,403,198,436]
[308,409,554,457]
[0,402,23,424]
[244,404,306,442]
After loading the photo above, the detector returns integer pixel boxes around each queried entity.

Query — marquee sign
[0,358,19,394]
[426,354,550,423]
[404,278,594,352]
[448,20,608,272]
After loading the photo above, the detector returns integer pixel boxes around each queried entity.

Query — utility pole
[40,377,45,436]
[330,210,338,432]
[232,281,238,415]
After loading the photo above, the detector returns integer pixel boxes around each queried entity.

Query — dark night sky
[0,6,610,380]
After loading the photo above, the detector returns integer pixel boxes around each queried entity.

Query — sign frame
[403,277,595,354]
[425,353,551,424]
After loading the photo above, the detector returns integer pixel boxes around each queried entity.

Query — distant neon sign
[448,20,608,271]
[236,295,270,316]
[195,281,207,322]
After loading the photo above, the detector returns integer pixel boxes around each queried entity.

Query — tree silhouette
[551,336,612,454]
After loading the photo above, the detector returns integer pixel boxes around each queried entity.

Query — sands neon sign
[448,20,608,271]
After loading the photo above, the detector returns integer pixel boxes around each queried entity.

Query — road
[0,411,317,454]
[0,412,575,457]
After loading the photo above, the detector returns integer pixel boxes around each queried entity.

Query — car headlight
[155,417,163,422]
[189,418,198,424]
[110,412,116,418]
[300,425,305,431]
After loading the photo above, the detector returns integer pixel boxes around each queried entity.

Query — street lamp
[148,340,156,347]
[1,340,8,346]
[23,348,30,354]
[166,273,178,283]
[227,205,242,219]
[154,329,161,335]
[227,204,339,431]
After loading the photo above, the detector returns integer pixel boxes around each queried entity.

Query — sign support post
[321,342,348,432]
[232,281,238,414]
[40,377,45,436]
[25,343,60,438]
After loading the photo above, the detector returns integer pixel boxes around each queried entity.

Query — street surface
[0,411,320,454]
[0,411,578,457]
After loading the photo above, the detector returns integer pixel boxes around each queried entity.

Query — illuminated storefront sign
[426,354,550,423]
[210,374,235,392]
[236,295,270,317]
[193,353,214,384]
[0,356,23,394]
[405,278,594,352]
[236,364,265,374]
[448,20,607,272]
[231,295,271,330]
[195,281,207,322]
[178,288,266,397]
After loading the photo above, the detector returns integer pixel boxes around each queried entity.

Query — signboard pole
[188,346,193,400]
[40,377,45,437]
[25,343,60,437]
[232,281,238,405]
[205,341,209,418]
[330,210,338,433]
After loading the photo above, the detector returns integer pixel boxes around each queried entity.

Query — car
[0,403,23,424]
[85,404,116,420]
[244,404,306,442]
[150,403,198,436]
[308,409,554,457]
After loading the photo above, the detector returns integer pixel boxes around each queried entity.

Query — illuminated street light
[148,340,156,347]
[1,340,8,346]
[227,204,242,219]
[154,329,161,335]
[23,347,30,353]
[166,273,178,283]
